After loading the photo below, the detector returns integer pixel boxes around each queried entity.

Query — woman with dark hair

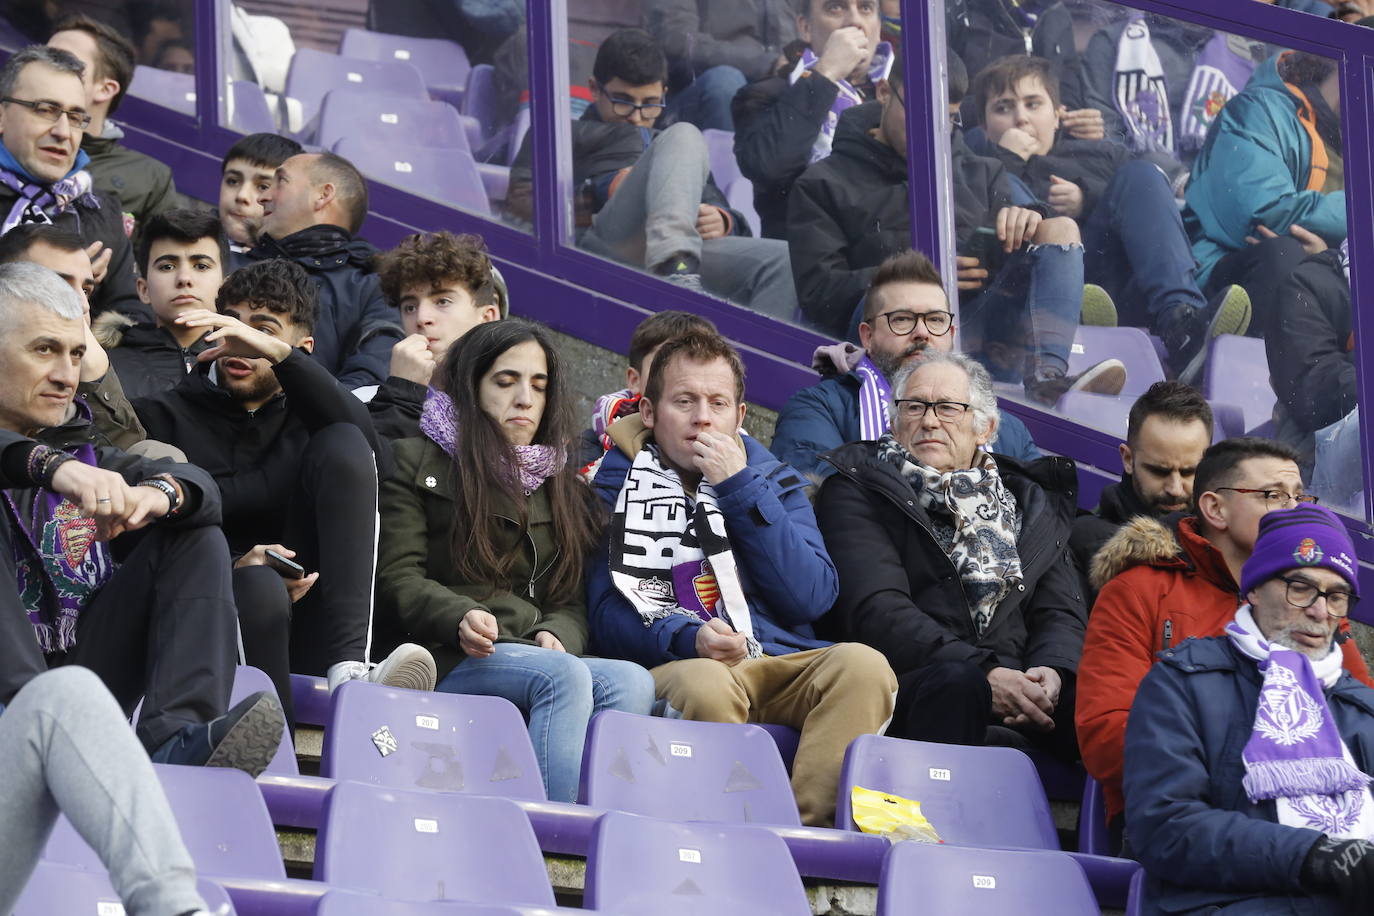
[376,319,655,802]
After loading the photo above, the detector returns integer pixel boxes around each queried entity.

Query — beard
[217,359,282,405]
[870,340,931,379]
[1269,623,1337,660]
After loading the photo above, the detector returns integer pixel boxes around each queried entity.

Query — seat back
[1067,326,1167,397]
[320,680,545,800]
[315,781,554,906]
[284,47,427,129]
[318,890,539,914]
[318,89,470,152]
[1054,390,1131,439]
[1203,334,1277,434]
[230,664,297,775]
[877,842,1098,916]
[586,811,811,915]
[128,64,196,114]
[579,709,800,825]
[461,64,501,143]
[339,28,472,96]
[15,861,235,915]
[229,79,277,134]
[836,735,1059,849]
[333,137,491,216]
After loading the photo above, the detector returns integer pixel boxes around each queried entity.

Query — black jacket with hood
[96,314,212,401]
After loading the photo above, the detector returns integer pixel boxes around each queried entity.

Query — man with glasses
[772,249,1041,479]
[1123,503,1374,912]
[815,350,1086,758]
[1077,437,1372,854]
[0,46,142,323]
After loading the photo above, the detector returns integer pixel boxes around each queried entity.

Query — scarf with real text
[419,388,563,495]
[790,41,894,164]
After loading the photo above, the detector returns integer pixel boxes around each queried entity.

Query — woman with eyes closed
[375,319,655,802]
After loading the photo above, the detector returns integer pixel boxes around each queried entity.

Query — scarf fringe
[1243,757,1372,802]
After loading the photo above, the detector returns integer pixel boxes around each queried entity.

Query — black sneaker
[1024,359,1127,407]
[151,690,284,778]
[1154,286,1252,383]
[1153,302,1208,376]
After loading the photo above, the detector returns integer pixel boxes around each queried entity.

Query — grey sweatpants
[0,666,206,915]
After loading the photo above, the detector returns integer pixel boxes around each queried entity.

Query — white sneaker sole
[370,643,437,692]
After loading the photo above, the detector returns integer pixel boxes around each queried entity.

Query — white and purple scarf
[419,389,563,495]
[812,342,891,441]
[1226,606,1374,839]
[0,146,98,236]
[790,40,894,164]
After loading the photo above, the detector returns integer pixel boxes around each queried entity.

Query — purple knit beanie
[1239,504,1360,598]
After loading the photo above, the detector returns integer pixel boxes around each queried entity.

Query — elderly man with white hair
[815,350,1086,756]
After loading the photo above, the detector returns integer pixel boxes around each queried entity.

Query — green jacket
[377,436,590,679]
[82,124,182,227]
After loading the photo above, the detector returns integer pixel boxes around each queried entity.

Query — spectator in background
[376,320,655,803]
[366,0,522,66]
[816,351,1085,759]
[126,0,189,66]
[0,224,145,451]
[218,132,303,258]
[576,309,720,469]
[249,151,405,389]
[1070,381,1213,606]
[733,0,888,239]
[368,231,506,440]
[0,46,143,322]
[643,0,798,131]
[47,15,181,228]
[98,209,223,400]
[1077,437,1371,854]
[1124,504,1374,913]
[134,259,433,717]
[586,331,897,827]
[771,250,1040,480]
[151,38,193,74]
[947,0,1084,117]
[0,261,281,776]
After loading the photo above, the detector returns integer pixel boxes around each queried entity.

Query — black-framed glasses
[599,89,665,120]
[894,399,971,422]
[879,309,954,336]
[1,97,91,129]
[1214,487,1319,509]
[1279,575,1356,617]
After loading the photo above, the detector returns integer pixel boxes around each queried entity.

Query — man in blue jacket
[587,331,897,827]
[1124,503,1374,913]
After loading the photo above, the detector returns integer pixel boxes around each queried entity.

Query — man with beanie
[1124,503,1374,914]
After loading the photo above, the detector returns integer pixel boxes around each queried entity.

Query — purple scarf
[789,41,894,163]
[419,389,563,495]
[0,148,99,236]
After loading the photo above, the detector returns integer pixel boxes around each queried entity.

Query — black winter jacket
[1268,249,1354,439]
[815,441,1087,679]
[367,376,426,441]
[248,226,405,389]
[986,136,1132,222]
[133,349,384,554]
[644,0,796,89]
[82,124,181,227]
[98,315,212,401]
[949,0,1081,120]
[1068,475,1161,607]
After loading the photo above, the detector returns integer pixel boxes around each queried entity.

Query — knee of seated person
[821,642,897,690]
[656,120,706,152]
[924,658,992,693]
[25,665,104,705]
[1032,216,1081,247]
[659,657,746,718]
[303,423,374,473]
[692,65,747,95]
[1114,157,1170,189]
[232,565,291,624]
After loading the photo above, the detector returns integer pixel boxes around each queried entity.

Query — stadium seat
[317,889,586,914]
[13,861,236,915]
[317,88,472,153]
[1079,775,1112,856]
[586,811,811,915]
[332,137,491,216]
[284,47,428,137]
[1203,334,1277,434]
[339,28,472,108]
[461,64,502,145]
[128,64,196,115]
[315,781,555,907]
[1054,389,1131,439]
[702,129,763,238]
[230,664,298,775]
[1067,326,1167,397]
[877,841,1098,916]
[291,673,332,727]
[1126,866,1146,916]
[230,79,278,134]
[759,723,801,773]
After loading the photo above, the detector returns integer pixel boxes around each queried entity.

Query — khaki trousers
[651,642,897,827]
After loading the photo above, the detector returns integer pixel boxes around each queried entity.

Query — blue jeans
[1083,158,1206,325]
[961,242,1083,383]
[437,644,655,802]
[664,65,747,132]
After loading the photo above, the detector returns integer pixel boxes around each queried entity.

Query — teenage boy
[217,132,303,258]
[973,54,1250,381]
[97,209,226,400]
[368,231,506,439]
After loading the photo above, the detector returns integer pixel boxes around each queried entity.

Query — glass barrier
[217,1,531,231]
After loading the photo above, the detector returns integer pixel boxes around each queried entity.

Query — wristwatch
[138,476,182,518]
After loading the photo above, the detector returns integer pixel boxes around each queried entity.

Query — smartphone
[263,548,306,580]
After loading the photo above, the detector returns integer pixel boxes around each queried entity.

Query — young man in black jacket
[134,260,434,720]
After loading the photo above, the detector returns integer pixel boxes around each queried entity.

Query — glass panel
[945,0,1361,515]
[218,1,531,230]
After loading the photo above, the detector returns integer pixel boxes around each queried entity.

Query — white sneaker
[327,645,438,694]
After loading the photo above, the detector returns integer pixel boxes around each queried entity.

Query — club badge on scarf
[609,444,762,658]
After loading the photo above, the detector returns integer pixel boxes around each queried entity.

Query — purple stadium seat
[477,163,511,204]
[230,79,277,134]
[1203,334,1277,433]
[315,781,555,907]
[1079,775,1111,856]
[1023,748,1086,802]
[1067,326,1167,397]
[877,842,1098,916]
[320,680,544,798]
[461,64,502,144]
[586,812,811,915]
[291,673,332,727]
[284,47,428,136]
[701,129,762,237]
[128,65,196,115]
[1054,390,1130,439]
[318,889,587,915]
[1126,866,1146,916]
[317,89,471,153]
[229,664,297,775]
[339,28,472,107]
[332,137,490,216]
[14,861,235,915]
[759,723,801,773]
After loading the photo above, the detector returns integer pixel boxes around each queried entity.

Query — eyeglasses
[1214,487,1319,509]
[894,399,970,422]
[879,309,954,337]
[1278,575,1356,617]
[1,97,91,130]
[599,89,665,120]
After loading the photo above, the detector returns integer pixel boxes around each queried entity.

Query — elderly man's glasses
[1,97,91,130]
[1214,487,1319,509]
[878,309,954,337]
[894,399,970,422]
[599,89,665,120]
[1279,575,1356,617]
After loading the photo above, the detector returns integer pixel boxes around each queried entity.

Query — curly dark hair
[215,258,319,335]
[374,231,497,312]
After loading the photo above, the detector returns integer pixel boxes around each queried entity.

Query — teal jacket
[1184,54,1346,290]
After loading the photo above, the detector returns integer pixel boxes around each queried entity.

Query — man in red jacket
[1077,436,1373,852]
